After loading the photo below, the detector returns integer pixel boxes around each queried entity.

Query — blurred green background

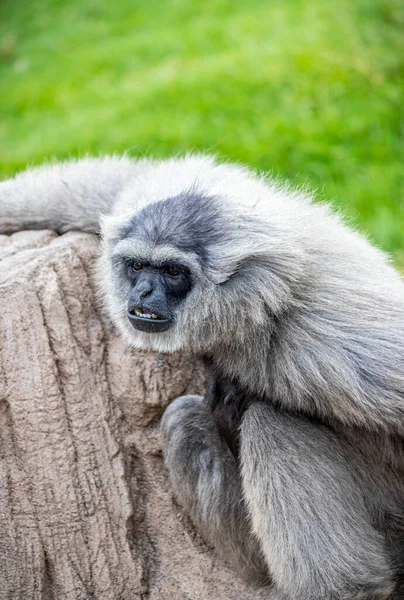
[1,0,403,264]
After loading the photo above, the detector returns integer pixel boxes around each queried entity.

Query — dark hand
[205,378,251,460]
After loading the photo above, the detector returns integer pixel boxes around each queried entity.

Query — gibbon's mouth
[127,306,171,333]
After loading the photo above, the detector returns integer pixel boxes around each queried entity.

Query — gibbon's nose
[137,279,154,299]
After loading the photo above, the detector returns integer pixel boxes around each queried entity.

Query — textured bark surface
[0,231,267,600]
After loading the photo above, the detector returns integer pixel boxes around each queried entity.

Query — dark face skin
[126,259,192,333]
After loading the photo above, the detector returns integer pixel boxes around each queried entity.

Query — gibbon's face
[101,191,240,353]
[125,259,193,334]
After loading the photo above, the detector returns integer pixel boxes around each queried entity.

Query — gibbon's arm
[0,156,140,234]
[162,395,269,585]
[240,403,394,599]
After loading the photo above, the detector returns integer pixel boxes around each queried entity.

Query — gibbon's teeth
[133,307,160,320]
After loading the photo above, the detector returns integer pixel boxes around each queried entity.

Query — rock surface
[0,231,267,600]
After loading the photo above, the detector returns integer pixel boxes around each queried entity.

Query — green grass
[1,0,403,264]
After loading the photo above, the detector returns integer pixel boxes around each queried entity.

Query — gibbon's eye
[130,261,143,272]
[165,265,181,277]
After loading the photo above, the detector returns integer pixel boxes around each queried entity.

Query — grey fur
[0,156,141,233]
[1,155,404,599]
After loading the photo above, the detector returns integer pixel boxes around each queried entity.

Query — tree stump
[0,230,267,600]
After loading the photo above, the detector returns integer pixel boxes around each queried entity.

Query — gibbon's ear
[216,255,296,318]
[212,239,307,317]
